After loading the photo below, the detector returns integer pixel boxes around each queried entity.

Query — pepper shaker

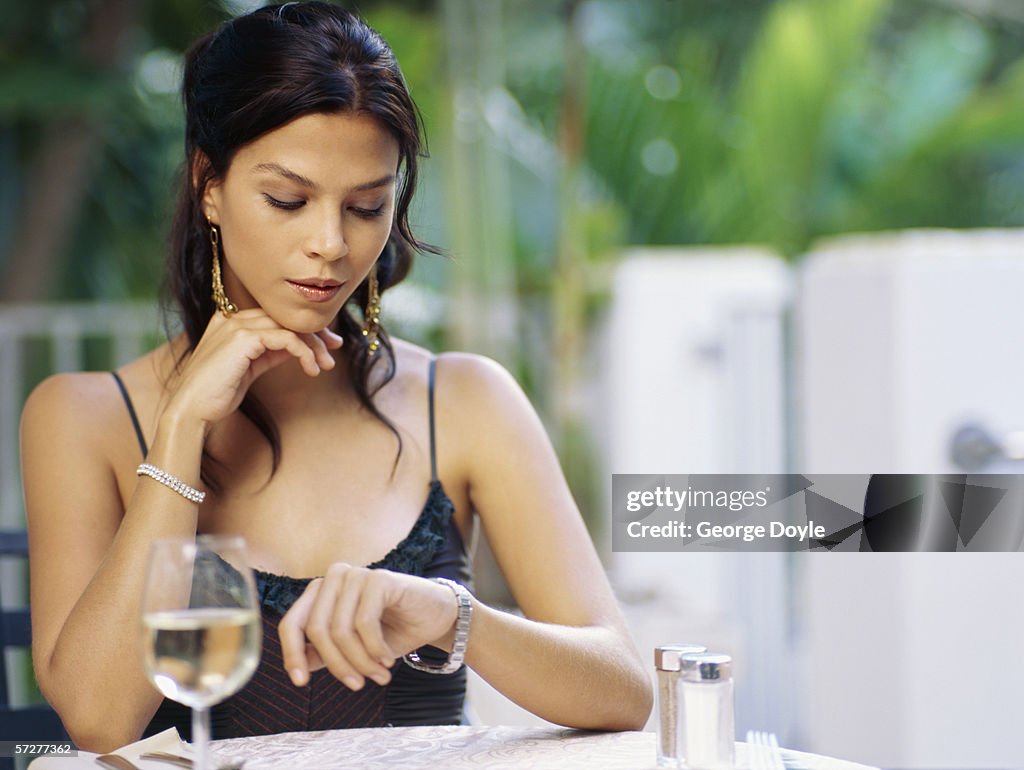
[655,644,707,767]
[679,652,735,769]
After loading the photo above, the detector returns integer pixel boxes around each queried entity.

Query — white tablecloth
[30,725,880,770]
[211,725,878,770]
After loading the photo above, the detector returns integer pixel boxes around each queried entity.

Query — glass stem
[192,706,211,770]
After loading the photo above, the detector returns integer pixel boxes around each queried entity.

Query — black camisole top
[111,357,472,738]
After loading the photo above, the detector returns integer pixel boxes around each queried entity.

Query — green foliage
[576,0,1024,257]
[364,5,443,125]
[0,61,122,119]
[729,0,888,252]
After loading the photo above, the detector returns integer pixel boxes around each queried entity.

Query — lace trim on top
[256,480,455,614]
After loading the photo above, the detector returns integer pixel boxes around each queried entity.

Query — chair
[0,530,70,769]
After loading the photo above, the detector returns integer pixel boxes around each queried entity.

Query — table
[210,725,879,770]
[29,726,880,769]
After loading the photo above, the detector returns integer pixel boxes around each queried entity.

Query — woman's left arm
[279,353,652,730]
[439,353,651,730]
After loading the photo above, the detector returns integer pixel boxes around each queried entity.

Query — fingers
[280,564,399,691]
[299,331,336,371]
[223,312,343,375]
[305,643,325,672]
[243,328,322,377]
[352,587,398,672]
[279,578,323,687]
[317,327,345,350]
[175,311,348,427]
[305,566,394,690]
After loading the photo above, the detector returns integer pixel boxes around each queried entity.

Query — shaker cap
[654,644,707,671]
[680,652,732,681]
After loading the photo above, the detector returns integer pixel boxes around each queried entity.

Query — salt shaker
[654,644,707,767]
[678,652,735,769]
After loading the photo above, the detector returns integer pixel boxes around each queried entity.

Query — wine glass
[141,535,261,770]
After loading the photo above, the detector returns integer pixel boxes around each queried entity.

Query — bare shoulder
[390,339,523,408]
[432,351,524,408]
[389,341,537,466]
[20,373,126,538]
[21,340,170,456]
[22,371,126,440]
[390,337,435,377]
[429,350,543,459]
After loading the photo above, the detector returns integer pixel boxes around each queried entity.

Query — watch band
[402,577,473,675]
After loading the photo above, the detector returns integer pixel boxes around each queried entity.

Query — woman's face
[203,111,400,334]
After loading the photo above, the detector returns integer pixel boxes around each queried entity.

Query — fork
[746,730,785,770]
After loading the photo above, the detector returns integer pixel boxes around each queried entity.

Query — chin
[270,306,343,335]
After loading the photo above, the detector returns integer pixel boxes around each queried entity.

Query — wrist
[157,404,210,442]
[432,593,463,653]
[146,408,209,483]
[405,578,473,675]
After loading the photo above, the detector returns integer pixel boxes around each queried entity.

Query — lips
[287,279,344,303]
[290,278,342,289]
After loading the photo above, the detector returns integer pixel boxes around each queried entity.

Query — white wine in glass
[142,535,261,770]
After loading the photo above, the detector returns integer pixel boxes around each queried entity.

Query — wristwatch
[402,577,473,674]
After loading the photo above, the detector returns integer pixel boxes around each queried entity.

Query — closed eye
[351,205,386,219]
[263,194,305,211]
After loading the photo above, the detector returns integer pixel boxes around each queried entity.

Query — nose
[305,208,348,262]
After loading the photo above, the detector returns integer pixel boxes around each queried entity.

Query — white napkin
[29,727,191,769]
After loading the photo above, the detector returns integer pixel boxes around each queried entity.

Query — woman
[20,2,651,751]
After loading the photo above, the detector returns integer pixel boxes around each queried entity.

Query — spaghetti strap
[111,371,149,458]
[428,356,438,482]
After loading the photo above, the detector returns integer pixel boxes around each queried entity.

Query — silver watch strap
[402,577,472,675]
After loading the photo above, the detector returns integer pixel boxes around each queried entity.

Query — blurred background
[2,0,1024,767]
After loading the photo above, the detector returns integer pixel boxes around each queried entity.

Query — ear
[191,150,224,224]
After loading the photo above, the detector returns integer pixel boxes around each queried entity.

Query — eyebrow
[252,163,395,193]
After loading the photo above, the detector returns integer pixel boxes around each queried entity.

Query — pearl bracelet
[403,577,473,674]
[136,463,206,504]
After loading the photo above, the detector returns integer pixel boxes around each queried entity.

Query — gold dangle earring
[208,218,237,317]
[362,264,381,356]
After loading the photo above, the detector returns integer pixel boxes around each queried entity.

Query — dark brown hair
[166,2,437,487]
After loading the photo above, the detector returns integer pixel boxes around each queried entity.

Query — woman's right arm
[22,374,207,750]
[21,311,341,752]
